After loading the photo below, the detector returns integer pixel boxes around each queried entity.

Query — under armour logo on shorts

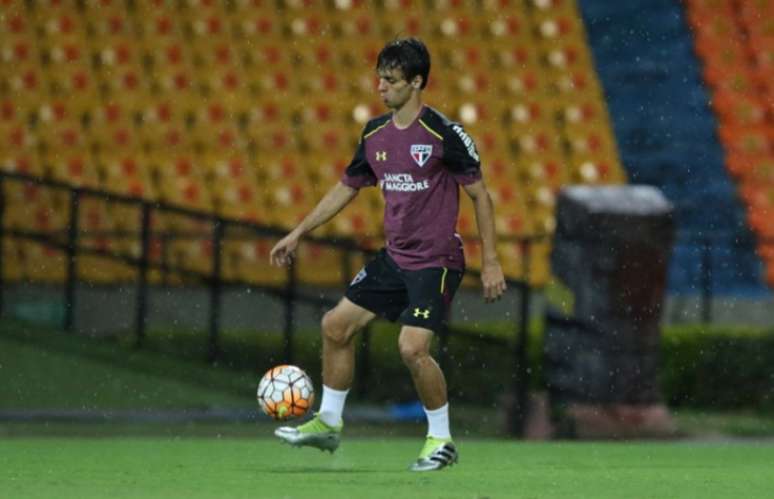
[351,268,367,286]
[413,307,430,319]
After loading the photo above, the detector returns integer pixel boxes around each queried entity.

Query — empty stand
[684,0,774,288]
[1,0,623,287]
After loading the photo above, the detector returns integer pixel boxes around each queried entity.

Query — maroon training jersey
[341,105,482,271]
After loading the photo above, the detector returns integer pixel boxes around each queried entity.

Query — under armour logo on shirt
[376,151,387,161]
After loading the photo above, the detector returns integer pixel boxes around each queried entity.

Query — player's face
[377,67,416,109]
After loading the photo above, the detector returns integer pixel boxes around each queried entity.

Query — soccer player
[269,38,506,471]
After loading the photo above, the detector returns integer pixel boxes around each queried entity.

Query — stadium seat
[17,240,67,283]
[296,243,350,286]
[2,237,25,282]
[711,91,768,126]
[725,153,774,179]
[97,153,151,199]
[497,241,527,280]
[221,237,285,287]
[0,0,625,289]
[521,154,569,189]
[717,125,774,155]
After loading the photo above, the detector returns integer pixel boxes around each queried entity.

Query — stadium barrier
[0,171,542,435]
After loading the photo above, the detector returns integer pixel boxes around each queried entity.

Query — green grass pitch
[2,437,773,499]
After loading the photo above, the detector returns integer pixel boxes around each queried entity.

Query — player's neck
[392,95,423,130]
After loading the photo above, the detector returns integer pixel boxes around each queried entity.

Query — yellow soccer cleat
[274,413,342,453]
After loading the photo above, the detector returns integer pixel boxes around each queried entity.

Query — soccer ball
[257,365,315,421]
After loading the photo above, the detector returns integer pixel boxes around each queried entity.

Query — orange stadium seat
[687,8,736,38]
[750,37,774,71]
[717,125,774,155]
[693,32,746,64]
[711,91,768,127]
[703,65,757,94]
[725,153,772,178]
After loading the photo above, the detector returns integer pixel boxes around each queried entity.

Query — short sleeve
[442,123,482,185]
[341,135,377,189]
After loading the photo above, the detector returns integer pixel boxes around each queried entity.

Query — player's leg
[319,297,376,423]
[275,249,406,453]
[397,266,464,471]
[399,325,458,471]
[398,326,447,412]
[275,298,374,452]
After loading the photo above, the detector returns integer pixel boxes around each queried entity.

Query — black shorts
[345,249,463,333]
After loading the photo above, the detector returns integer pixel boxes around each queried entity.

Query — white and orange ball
[257,365,315,421]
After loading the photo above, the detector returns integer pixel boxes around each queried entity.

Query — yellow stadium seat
[154,175,214,213]
[19,240,67,283]
[97,152,156,200]
[567,154,626,185]
[245,125,299,156]
[562,124,619,160]
[0,0,627,289]
[519,154,570,190]
[0,151,40,177]
[296,243,350,287]
[78,254,136,284]
[508,124,562,158]
[483,153,520,184]
[498,240,527,280]
[167,236,213,277]
[526,239,552,286]
[221,236,286,287]
[2,237,24,282]
[48,152,101,190]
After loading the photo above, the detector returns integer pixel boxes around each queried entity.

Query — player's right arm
[270,118,381,267]
[269,181,358,266]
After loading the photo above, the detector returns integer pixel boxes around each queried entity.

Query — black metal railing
[0,171,542,434]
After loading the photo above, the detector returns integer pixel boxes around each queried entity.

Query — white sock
[318,385,349,427]
[424,403,451,440]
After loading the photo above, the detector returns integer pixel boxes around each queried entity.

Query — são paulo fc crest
[410,144,433,167]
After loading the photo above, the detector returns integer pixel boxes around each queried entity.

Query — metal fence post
[701,237,713,323]
[64,189,80,333]
[509,239,532,437]
[0,176,5,317]
[283,258,297,364]
[356,324,372,397]
[135,202,151,347]
[208,219,225,363]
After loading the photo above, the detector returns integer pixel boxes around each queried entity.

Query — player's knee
[321,309,357,346]
[398,334,430,368]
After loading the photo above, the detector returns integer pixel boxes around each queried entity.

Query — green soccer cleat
[274,413,342,453]
[409,436,458,472]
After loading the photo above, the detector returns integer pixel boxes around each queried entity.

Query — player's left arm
[462,179,507,302]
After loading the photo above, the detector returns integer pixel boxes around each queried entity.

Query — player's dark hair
[376,37,431,89]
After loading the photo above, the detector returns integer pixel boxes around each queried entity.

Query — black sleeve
[442,122,482,177]
[342,135,377,189]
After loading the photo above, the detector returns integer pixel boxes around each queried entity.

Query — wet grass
[2,439,774,499]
